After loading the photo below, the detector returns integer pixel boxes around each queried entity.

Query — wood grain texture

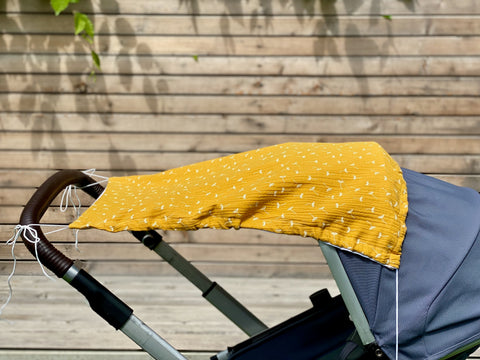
[3,94,480,115]
[5,34,480,56]
[1,1,480,357]
[5,74,480,96]
[3,55,480,76]
[2,114,480,134]
[5,0,480,15]
[2,133,479,154]
[4,14,480,36]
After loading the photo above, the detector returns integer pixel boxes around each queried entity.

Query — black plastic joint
[70,269,133,330]
[131,230,163,250]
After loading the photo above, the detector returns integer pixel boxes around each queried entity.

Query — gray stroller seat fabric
[338,168,480,360]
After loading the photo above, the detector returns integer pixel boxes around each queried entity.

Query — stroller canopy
[70,142,408,268]
[68,142,480,359]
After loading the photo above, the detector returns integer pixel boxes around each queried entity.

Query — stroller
[15,142,480,360]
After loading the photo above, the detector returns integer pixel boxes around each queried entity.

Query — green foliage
[50,0,79,16]
[74,12,94,43]
[91,50,101,70]
[382,15,393,20]
[50,0,101,74]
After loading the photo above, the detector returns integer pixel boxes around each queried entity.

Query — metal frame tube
[64,264,186,360]
[121,314,187,360]
[318,242,375,345]
[132,231,268,336]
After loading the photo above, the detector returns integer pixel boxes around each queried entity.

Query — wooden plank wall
[1,0,480,358]
[1,0,480,279]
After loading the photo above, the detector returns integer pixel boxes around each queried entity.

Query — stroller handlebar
[19,170,104,277]
[18,171,191,359]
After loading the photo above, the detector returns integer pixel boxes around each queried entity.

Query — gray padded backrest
[338,168,480,360]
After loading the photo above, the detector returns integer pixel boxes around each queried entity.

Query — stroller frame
[17,170,398,359]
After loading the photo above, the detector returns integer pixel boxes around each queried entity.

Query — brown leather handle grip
[19,170,105,277]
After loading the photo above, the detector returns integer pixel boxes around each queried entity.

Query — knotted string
[59,170,108,249]
[60,184,81,218]
[59,170,109,216]
[80,169,109,189]
[1,170,109,316]
[60,185,82,249]
[1,224,70,316]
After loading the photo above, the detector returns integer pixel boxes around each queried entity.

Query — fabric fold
[70,142,408,268]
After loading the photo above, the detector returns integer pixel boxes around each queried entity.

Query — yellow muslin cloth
[70,142,408,268]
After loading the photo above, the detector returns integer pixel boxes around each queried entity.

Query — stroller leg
[132,230,268,336]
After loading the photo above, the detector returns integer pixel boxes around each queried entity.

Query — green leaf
[74,13,86,34]
[192,55,199,62]
[91,50,101,70]
[382,15,392,20]
[50,0,71,15]
[74,12,94,43]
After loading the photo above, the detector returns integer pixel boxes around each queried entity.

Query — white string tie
[60,185,81,217]
[80,169,109,189]
[61,169,110,248]
[1,170,109,316]
[1,224,69,316]
[395,268,399,360]
[59,185,83,249]
[78,170,109,247]
[8,225,63,280]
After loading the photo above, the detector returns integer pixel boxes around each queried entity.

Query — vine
[50,0,101,75]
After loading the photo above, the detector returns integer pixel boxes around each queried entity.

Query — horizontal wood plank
[4,14,480,36]
[2,114,480,135]
[3,94,480,116]
[0,150,222,172]
[0,260,330,278]
[0,151,478,174]
[5,55,480,76]
[5,74,480,97]
[5,34,480,56]
[5,0,480,16]
[1,133,479,154]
